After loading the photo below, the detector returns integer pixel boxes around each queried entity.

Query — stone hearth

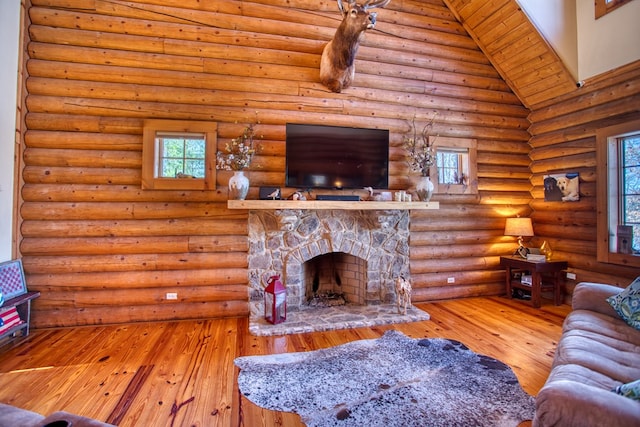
[247,209,423,334]
[249,303,430,336]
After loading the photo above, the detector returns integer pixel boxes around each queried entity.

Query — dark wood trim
[595,0,633,19]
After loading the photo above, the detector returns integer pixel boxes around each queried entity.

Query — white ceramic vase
[228,171,250,200]
[416,176,434,202]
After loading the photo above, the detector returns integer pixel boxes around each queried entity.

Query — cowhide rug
[235,330,535,427]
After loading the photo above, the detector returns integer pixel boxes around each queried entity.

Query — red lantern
[264,274,286,324]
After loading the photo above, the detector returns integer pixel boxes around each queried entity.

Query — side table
[500,256,568,308]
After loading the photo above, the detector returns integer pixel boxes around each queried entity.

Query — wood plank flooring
[0,297,570,426]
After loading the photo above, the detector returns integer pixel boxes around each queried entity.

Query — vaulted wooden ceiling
[443,0,577,109]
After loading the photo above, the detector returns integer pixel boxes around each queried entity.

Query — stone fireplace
[247,209,411,319]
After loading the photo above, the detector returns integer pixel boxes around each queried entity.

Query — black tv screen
[285,123,389,190]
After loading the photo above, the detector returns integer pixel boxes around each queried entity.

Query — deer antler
[364,0,391,10]
[337,0,358,15]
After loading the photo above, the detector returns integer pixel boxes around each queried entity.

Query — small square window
[142,120,217,190]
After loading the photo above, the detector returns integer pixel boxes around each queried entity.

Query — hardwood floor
[0,297,570,426]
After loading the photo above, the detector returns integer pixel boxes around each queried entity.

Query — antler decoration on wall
[320,0,391,93]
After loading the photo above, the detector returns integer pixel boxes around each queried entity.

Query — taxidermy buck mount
[320,0,391,93]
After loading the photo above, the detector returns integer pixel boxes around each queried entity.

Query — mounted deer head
[320,0,390,93]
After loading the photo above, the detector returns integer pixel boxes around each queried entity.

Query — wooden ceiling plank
[472,1,521,39]
[524,83,578,107]
[491,34,545,66]
[485,20,530,53]
[465,0,511,30]
[499,42,549,72]
[518,72,574,96]
[512,63,571,88]
[444,0,578,108]
[507,53,558,80]
[449,0,486,22]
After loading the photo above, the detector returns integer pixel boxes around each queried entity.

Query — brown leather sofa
[533,282,640,427]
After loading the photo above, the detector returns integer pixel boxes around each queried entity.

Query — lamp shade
[504,217,534,237]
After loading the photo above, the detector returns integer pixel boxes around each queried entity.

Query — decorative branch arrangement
[403,113,438,177]
[216,122,259,171]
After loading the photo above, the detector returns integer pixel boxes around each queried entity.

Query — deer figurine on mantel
[320,0,391,93]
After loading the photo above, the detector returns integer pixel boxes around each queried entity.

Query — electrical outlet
[166,292,178,300]
[447,277,455,283]
[566,272,576,280]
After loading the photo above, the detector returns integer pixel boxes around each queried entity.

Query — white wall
[518,0,579,80]
[520,0,640,82]
[0,0,21,261]
[575,0,640,80]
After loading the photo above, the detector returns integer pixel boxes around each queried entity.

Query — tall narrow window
[596,119,640,266]
[619,134,640,253]
[142,120,217,190]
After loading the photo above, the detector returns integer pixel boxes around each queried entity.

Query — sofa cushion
[572,282,623,316]
[35,411,117,427]
[535,380,640,427]
[607,276,640,330]
[534,282,640,427]
[553,310,640,385]
[0,403,45,427]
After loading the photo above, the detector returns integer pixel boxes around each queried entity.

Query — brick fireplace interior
[304,252,366,307]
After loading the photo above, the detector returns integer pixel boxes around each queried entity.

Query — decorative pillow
[607,277,640,330]
[0,306,23,335]
[613,379,640,401]
[607,276,640,330]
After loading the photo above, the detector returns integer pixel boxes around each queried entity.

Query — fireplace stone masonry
[247,209,411,319]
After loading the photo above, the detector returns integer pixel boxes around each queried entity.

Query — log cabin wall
[19,0,532,328]
[528,60,640,294]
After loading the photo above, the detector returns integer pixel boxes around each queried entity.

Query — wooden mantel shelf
[227,200,439,210]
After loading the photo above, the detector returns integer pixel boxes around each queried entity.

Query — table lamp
[504,217,534,258]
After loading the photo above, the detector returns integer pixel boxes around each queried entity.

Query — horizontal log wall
[20,0,532,327]
[528,60,640,296]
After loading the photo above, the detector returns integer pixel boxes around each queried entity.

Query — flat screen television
[285,123,389,190]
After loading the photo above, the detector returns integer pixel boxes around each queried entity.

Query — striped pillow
[0,306,22,335]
